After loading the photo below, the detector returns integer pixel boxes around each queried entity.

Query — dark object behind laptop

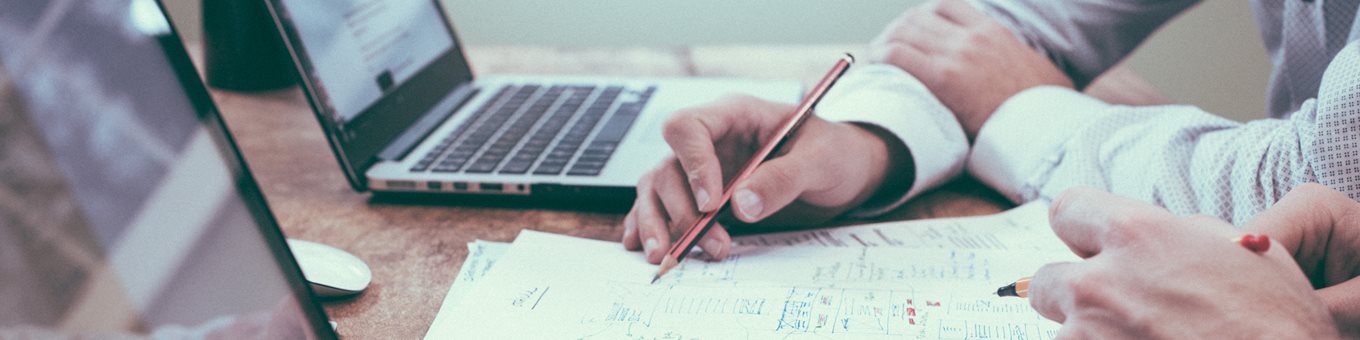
[204,0,295,91]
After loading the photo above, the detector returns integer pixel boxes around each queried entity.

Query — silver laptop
[0,1,334,337]
[263,0,803,202]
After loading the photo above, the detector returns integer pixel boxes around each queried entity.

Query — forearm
[973,87,1324,224]
[985,38,1360,223]
[1054,108,1313,224]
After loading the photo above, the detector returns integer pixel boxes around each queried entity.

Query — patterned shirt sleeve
[973,41,1360,224]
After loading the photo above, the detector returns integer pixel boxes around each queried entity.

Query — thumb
[729,156,811,223]
[662,95,792,212]
[1240,184,1353,277]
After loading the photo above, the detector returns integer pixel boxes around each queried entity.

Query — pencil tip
[996,282,1018,297]
[650,256,679,284]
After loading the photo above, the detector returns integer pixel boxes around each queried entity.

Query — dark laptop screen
[274,0,453,124]
[266,0,476,189]
[0,1,332,338]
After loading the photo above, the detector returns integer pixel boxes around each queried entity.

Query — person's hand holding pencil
[622,56,912,268]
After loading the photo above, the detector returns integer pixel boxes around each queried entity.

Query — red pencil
[650,54,855,284]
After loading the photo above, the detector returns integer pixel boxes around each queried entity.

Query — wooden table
[203,46,1022,339]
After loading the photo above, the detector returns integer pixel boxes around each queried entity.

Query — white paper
[731,202,1064,252]
[423,240,510,339]
[438,202,1074,339]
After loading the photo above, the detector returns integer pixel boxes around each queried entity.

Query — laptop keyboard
[409,84,655,177]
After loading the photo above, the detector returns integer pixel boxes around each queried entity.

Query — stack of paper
[425,203,1075,339]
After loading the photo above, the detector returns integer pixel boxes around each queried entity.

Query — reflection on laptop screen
[0,1,322,338]
[277,0,453,124]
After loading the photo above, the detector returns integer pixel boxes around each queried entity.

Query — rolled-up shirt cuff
[817,64,969,217]
[969,86,1114,203]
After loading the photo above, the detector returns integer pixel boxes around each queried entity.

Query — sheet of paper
[423,240,509,339]
[440,203,1076,339]
[731,202,1065,253]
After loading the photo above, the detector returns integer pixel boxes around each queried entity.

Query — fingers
[627,158,738,263]
[653,160,701,233]
[1048,187,1172,258]
[874,1,983,64]
[698,223,733,261]
[874,43,932,81]
[901,9,957,53]
[650,159,735,260]
[663,115,724,213]
[663,96,788,212]
[1027,261,1085,323]
[934,0,988,26]
[622,204,641,251]
[632,171,673,264]
[729,156,812,223]
[631,95,802,263]
[1241,183,1354,262]
[872,10,952,85]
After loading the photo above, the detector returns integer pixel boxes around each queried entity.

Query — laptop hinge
[378,84,479,161]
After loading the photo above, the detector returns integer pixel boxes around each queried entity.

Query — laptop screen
[0,1,333,338]
[267,0,475,189]
[274,0,454,124]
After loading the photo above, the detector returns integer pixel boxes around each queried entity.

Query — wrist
[843,122,914,211]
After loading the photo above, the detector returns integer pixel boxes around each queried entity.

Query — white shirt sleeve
[970,84,1349,225]
[968,86,1115,204]
[815,64,969,217]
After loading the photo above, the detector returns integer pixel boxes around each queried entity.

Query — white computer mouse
[287,239,372,297]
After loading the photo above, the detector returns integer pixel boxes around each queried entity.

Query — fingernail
[623,218,637,239]
[703,239,723,258]
[644,238,659,256]
[694,187,710,210]
[734,189,763,220]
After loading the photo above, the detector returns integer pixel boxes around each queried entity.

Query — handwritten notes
[730,202,1063,252]
[424,240,508,338]
[426,202,1074,339]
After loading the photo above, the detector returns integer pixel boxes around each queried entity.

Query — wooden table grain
[203,46,1017,339]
